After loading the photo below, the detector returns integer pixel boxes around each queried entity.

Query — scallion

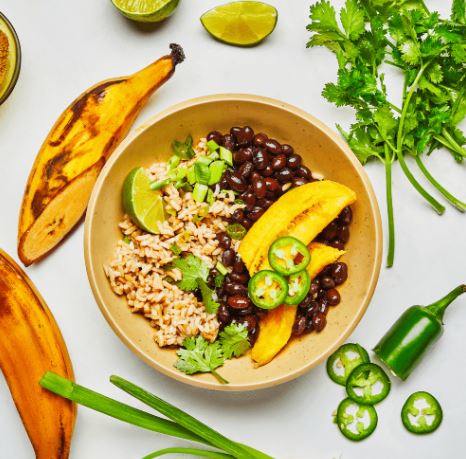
[194,162,211,186]
[219,147,233,166]
[143,447,234,459]
[168,155,181,169]
[193,183,209,203]
[150,179,170,190]
[206,139,220,152]
[208,161,226,185]
[215,261,229,276]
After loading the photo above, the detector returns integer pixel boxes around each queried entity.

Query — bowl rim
[84,93,383,391]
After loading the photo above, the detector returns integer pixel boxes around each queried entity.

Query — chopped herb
[166,207,177,216]
[193,205,209,222]
[206,188,215,205]
[194,162,211,185]
[175,336,227,384]
[234,199,245,205]
[193,183,209,203]
[172,255,210,291]
[169,243,182,255]
[214,273,225,288]
[150,179,170,190]
[226,223,247,240]
[168,155,181,169]
[218,323,250,359]
[196,155,214,166]
[187,166,196,185]
[208,160,226,185]
[197,278,220,314]
[219,147,233,166]
[123,235,131,244]
[172,135,195,159]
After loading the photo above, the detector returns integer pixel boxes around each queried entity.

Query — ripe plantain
[18,43,185,266]
[0,249,76,458]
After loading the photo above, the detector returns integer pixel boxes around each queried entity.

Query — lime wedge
[111,0,180,22]
[200,1,278,47]
[0,12,21,105]
[122,167,166,234]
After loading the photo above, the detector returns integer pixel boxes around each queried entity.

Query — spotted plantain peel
[18,44,185,265]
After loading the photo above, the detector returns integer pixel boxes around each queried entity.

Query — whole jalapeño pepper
[374,284,466,380]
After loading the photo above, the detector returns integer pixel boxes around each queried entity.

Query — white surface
[1,1,465,458]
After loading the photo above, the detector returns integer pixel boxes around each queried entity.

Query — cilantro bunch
[307,0,466,266]
[175,323,251,384]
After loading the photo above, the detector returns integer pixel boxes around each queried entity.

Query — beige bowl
[84,94,382,391]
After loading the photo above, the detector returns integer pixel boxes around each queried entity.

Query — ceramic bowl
[84,94,382,391]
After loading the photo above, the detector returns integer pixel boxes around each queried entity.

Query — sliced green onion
[193,183,209,203]
[168,155,181,169]
[197,155,214,166]
[207,188,215,205]
[122,235,131,244]
[187,166,196,185]
[208,152,220,161]
[110,376,263,459]
[195,162,211,185]
[226,223,247,240]
[219,147,233,166]
[143,447,233,459]
[150,179,170,190]
[208,161,226,185]
[174,180,188,189]
[170,243,182,255]
[215,261,229,276]
[39,372,206,445]
[206,139,220,152]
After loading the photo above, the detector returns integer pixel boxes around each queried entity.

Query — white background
[1,1,465,458]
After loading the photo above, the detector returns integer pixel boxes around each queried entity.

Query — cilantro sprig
[172,255,210,291]
[308,0,466,266]
[175,323,251,384]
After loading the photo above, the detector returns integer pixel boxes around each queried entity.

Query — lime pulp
[122,167,166,234]
[200,1,278,47]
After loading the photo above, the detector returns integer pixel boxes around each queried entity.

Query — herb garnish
[197,278,220,314]
[172,255,210,291]
[307,0,466,266]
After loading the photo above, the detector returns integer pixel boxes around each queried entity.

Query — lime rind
[0,12,21,105]
[200,1,278,47]
[111,0,180,23]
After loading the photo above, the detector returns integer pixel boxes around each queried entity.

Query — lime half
[122,167,165,234]
[0,12,21,105]
[111,0,180,22]
[200,1,278,47]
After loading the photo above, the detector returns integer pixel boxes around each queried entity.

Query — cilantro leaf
[172,255,210,291]
[214,272,225,288]
[340,0,365,40]
[218,323,251,359]
[169,243,182,255]
[197,278,220,314]
[451,0,465,25]
[399,40,421,65]
[309,0,341,34]
[175,336,225,380]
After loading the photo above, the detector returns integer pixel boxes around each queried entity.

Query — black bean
[322,222,338,241]
[281,144,294,155]
[248,326,259,345]
[338,225,350,243]
[292,316,307,336]
[312,312,327,332]
[296,165,312,179]
[233,258,246,273]
[238,161,254,180]
[326,288,341,306]
[262,165,274,177]
[227,295,252,310]
[292,177,308,188]
[265,139,282,155]
[262,199,274,209]
[339,206,353,225]
[230,126,242,140]
[253,133,268,146]
[235,306,255,316]
[252,148,269,170]
[304,320,314,334]
[222,134,236,151]
[271,154,287,171]
[310,282,319,297]
[207,130,223,145]
[230,272,249,284]
[275,167,294,183]
[232,208,245,222]
[227,173,247,193]
[287,154,302,169]
[219,176,229,190]
[237,126,254,146]
[240,218,252,230]
[321,276,336,290]
[240,314,257,332]
[225,283,248,296]
[242,192,256,210]
[253,178,267,198]
[330,240,345,250]
[249,207,265,221]
[264,177,280,192]
[217,305,231,324]
[233,148,253,164]
[217,232,231,249]
[221,249,235,266]
[331,262,348,285]
[250,171,262,183]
